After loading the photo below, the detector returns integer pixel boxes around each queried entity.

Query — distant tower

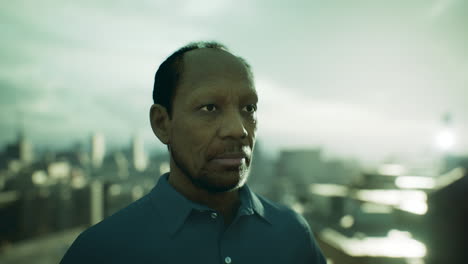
[17,130,33,164]
[11,112,34,164]
[91,133,105,169]
[132,134,148,172]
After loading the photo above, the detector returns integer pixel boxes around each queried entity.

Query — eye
[242,104,257,113]
[200,104,217,112]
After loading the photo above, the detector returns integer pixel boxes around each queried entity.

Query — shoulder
[256,194,309,229]
[60,194,158,263]
[86,192,156,238]
[254,194,327,264]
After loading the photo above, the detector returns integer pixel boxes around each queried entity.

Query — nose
[218,109,248,140]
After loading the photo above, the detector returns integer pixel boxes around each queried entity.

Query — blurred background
[1,0,468,263]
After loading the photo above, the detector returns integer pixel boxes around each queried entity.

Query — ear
[149,104,171,145]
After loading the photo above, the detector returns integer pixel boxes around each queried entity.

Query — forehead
[176,49,256,100]
[183,48,249,80]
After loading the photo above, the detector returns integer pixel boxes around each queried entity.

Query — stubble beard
[170,145,250,193]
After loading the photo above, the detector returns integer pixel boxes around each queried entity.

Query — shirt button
[224,256,232,263]
[211,212,218,219]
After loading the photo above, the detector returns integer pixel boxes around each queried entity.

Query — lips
[211,152,248,167]
[214,152,247,159]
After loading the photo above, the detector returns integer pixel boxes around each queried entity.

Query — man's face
[169,49,257,193]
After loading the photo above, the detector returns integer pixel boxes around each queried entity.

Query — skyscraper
[91,133,105,169]
[131,135,147,172]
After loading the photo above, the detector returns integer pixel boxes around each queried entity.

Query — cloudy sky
[1,0,467,165]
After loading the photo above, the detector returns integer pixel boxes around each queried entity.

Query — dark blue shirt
[61,173,326,263]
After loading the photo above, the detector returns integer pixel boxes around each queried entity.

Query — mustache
[207,145,252,160]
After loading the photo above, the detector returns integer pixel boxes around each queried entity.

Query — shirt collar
[149,173,206,236]
[239,184,272,225]
[149,173,272,236]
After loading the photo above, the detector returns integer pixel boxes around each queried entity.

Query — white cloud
[181,0,234,18]
[255,77,451,163]
[428,0,457,18]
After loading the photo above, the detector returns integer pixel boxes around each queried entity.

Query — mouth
[210,152,248,167]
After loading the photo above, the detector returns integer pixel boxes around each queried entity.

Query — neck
[167,162,241,226]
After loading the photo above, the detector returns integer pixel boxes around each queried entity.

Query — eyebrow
[249,92,259,102]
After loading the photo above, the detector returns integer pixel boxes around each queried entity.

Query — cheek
[246,122,257,141]
[172,120,212,166]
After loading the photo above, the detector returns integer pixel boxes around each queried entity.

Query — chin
[197,169,249,193]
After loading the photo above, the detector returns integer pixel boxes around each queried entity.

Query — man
[61,42,326,263]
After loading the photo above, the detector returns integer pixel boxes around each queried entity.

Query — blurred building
[131,135,148,172]
[268,148,358,206]
[0,134,166,254]
[246,140,275,196]
[1,131,34,173]
[91,133,105,170]
[309,161,468,264]
[7,131,34,165]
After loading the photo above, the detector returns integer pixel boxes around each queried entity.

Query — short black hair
[152,41,253,118]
